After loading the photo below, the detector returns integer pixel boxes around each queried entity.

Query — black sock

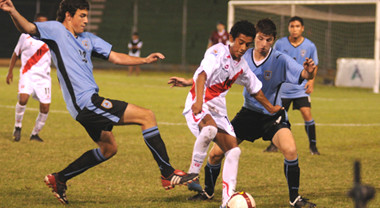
[204,162,221,196]
[305,120,316,146]
[142,126,174,178]
[58,148,107,183]
[284,158,300,202]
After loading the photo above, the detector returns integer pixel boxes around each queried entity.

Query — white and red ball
[227,191,256,208]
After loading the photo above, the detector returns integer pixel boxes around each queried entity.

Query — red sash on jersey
[22,43,49,74]
[204,69,243,102]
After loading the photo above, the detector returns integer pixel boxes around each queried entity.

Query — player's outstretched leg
[118,104,198,190]
[272,128,316,207]
[221,146,241,206]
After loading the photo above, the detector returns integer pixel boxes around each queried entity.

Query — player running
[264,16,320,155]
[173,20,281,207]
[169,19,317,207]
[6,13,50,142]
[0,0,197,204]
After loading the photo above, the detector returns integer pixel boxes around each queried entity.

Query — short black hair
[56,0,90,22]
[34,13,47,21]
[229,20,256,40]
[256,18,277,39]
[289,16,304,26]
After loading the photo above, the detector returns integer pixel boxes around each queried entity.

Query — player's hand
[191,101,203,115]
[0,0,15,13]
[268,105,283,114]
[145,53,165,64]
[6,72,13,84]
[305,80,314,94]
[168,77,192,87]
[303,58,316,75]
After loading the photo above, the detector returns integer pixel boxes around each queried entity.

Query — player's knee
[40,105,49,114]
[283,146,297,158]
[226,147,241,161]
[201,125,217,142]
[143,109,156,123]
[104,143,118,159]
[18,100,28,106]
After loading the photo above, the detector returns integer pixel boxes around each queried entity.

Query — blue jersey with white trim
[274,37,318,98]
[34,21,112,119]
[242,48,303,115]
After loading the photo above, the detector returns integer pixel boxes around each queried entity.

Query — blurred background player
[6,13,50,142]
[264,16,320,155]
[127,32,143,76]
[207,21,229,48]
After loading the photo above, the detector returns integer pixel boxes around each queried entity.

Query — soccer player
[207,21,229,48]
[6,13,50,142]
[127,32,143,76]
[264,16,320,155]
[169,18,317,207]
[173,20,282,207]
[0,0,197,204]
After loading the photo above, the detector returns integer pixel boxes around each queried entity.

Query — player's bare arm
[252,90,282,114]
[6,52,18,84]
[305,65,318,94]
[167,77,193,87]
[108,51,164,65]
[0,0,37,35]
[301,58,316,80]
[192,71,207,115]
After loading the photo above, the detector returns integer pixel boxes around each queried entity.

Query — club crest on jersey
[211,49,218,56]
[101,99,113,109]
[264,70,272,80]
[82,40,90,50]
[224,64,229,70]
[301,49,306,57]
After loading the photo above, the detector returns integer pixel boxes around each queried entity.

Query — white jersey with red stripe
[14,33,51,82]
[183,43,262,117]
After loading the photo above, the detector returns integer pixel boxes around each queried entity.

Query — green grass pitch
[0,67,379,208]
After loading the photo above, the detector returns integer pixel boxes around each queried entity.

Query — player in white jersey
[265,16,320,155]
[6,13,50,142]
[127,32,143,75]
[173,20,282,207]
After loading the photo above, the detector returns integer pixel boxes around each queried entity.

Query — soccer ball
[227,191,256,208]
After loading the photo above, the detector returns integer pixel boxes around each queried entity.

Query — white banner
[335,58,375,88]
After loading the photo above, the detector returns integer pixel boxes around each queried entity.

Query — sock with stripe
[284,157,300,202]
[222,147,241,206]
[204,161,221,196]
[58,148,107,183]
[15,102,26,128]
[305,119,316,147]
[142,126,174,178]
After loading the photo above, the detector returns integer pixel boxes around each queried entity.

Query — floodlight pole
[374,0,380,93]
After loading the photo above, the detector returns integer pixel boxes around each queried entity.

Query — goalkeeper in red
[181,20,281,207]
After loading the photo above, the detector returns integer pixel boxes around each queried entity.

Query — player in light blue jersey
[169,19,317,207]
[268,16,320,155]
[0,0,198,204]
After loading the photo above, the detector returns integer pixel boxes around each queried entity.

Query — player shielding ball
[265,16,320,155]
[172,20,282,207]
[169,19,317,208]
[6,14,50,142]
[0,0,197,205]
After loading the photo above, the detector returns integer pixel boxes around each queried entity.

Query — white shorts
[18,77,51,104]
[184,106,236,138]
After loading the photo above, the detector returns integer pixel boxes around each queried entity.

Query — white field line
[2,105,379,127]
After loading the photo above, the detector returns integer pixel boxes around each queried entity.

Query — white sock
[31,113,48,135]
[188,125,217,174]
[15,102,26,128]
[222,147,241,206]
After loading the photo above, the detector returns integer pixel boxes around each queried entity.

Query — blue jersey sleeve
[310,43,319,66]
[282,54,303,84]
[87,33,112,59]
[34,21,65,40]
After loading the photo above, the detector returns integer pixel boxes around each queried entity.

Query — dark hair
[288,16,304,26]
[256,18,277,39]
[34,13,47,21]
[229,20,256,40]
[56,0,90,22]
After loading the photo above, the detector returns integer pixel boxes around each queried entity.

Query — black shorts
[76,94,128,142]
[282,96,311,111]
[231,107,290,142]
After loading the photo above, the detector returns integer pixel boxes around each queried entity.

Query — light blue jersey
[34,21,112,119]
[274,37,318,98]
[242,48,303,115]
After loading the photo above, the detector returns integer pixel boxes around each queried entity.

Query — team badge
[301,49,306,57]
[101,99,113,109]
[224,64,229,70]
[211,49,218,56]
[264,70,272,80]
[82,40,90,50]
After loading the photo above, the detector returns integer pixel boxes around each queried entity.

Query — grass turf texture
[0,67,379,208]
